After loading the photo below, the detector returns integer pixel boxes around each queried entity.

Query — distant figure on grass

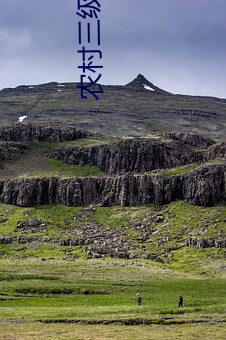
[178,294,183,308]
[136,293,142,306]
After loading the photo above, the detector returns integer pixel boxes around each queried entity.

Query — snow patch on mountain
[143,84,155,91]
[18,115,27,123]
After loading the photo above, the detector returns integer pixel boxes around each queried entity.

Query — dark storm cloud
[0,0,78,55]
[101,0,226,96]
[0,0,225,97]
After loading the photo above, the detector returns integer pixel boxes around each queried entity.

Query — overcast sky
[0,0,226,97]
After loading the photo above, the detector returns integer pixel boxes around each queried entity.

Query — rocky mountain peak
[125,74,172,95]
[137,73,148,81]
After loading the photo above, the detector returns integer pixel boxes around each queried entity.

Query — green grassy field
[0,258,225,339]
[0,199,225,338]
[24,159,104,178]
[0,322,225,340]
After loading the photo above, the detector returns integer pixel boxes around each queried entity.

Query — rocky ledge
[52,137,203,176]
[51,133,226,176]
[0,142,28,161]
[0,125,225,208]
[0,123,90,143]
[0,163,225,207]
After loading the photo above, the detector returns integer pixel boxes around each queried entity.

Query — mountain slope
[0,75,226,140]
[0,125,225,208]
[125,74,171,94]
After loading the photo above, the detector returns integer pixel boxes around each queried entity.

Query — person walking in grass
[178,294,183,308]
[136,293,142,306]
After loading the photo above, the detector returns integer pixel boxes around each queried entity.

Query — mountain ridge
[0,74,226,140]
[125,74,172,94]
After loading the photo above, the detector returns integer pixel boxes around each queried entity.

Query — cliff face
[0,125,225,208]
[0,164,225,207]
[0,124,89,142]
[165,132,215,149]
[52,138,203,175]
[204,142,226,160]
[0,142,28,161]
[181,165,226,205]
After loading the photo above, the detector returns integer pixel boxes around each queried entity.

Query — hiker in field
[178,294,183,308]
[136,293,142,306]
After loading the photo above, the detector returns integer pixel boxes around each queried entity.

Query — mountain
[0,73,225,265]
[0,123,225,263]
[0,74,226,140]
[125,74,171,94]
[0,74,225,329]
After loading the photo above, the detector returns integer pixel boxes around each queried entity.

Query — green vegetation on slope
[0,141,105,179]
[148,158,224,178]
[24,159,104,178]
[0,201,225,276]
[157,163,200,177]
[0,200,225,336]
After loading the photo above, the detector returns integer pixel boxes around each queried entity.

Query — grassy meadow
[1,75,226,338]
[0,199,225,338]
[0,257,225,339]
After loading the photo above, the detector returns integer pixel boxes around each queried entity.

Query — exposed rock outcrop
[0,124,90,143]
[16,218,48,233]
[187,237,226,249]
[165,132,215,149]
[0,142,28,161]
[181,165,226,205]
[0,128,225,209]
[52,138,203,175]
[204,142,226,160]
[0,164,225,207]
[125,74,171,94]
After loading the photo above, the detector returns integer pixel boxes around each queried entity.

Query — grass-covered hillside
[0,127,225,338]
[0,132,225,269]
[1,74,226,140]
[0,201,225,277]
[0,139,107,179]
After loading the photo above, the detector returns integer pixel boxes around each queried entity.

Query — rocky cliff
[0,142,28,161]
[204,142,226,160]
[164,132,215,149]
[52,137,203,175]
[0,125,225,208]
[0,123,90,142]
[0,164,225,207]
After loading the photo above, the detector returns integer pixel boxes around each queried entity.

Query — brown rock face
[0,127,225,208]
[165,132,215,149]
[52,138,202,175]
[204,142,226,160]
[181,165,226,205]
[187,237,226,248]
[0,143,28,161]
[0,164,225,207]
[0,124,90,142]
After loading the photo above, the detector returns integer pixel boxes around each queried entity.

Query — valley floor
[0,322,225,340]
[0,257,225,339]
